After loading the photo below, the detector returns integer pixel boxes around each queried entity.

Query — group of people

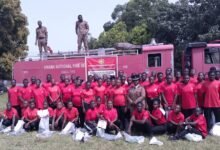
[36,15,89,55]
[2,67,220,141]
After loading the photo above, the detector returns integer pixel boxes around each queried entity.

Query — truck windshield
[204,48,220,64]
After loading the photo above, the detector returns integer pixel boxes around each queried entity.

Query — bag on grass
[97,120,107,129]
[210,122,220,136]
[185,133,203,142]
[60,122,76,135]
[8,120,25,136]
[123,132,145,144]
[96,128,122,141]
[72,128,91,142]
[149,137,164,146]
[38,116,50,133]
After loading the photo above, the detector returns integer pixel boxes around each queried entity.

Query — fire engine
[13,41,220,84]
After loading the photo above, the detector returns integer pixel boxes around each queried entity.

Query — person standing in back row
[75,15,89,53]
[35,20,48,55]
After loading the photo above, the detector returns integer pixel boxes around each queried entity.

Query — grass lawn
[0,94,219,150]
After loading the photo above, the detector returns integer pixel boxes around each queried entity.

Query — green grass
[0,94,220,150]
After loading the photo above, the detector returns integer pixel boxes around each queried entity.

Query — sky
[20,0,177,56]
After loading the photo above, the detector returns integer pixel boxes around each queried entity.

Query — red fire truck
[13,42,220,84]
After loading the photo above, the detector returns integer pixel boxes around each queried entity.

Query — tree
[0,0,28,79]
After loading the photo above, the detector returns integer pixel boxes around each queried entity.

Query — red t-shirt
[23,108,38,120]
[168,110,184,124]
[190,76,197,84]
[145,84,161,99]
[195,82,204,107]
[103,108,118,122]
[29,83,36,90]
[48,85,60,103]
[58,82,65,91]
[18,86,33,105]
[94,85,106,104]
[202,80,220,108]
[140,81,149,88]
[178,83,197,109]
[81,89,95,104]
[189,114,208,138]
[91,82,98,89]
[85,109,98,121]
[65,107,79,122]
[72,86,83,107]
[21,107,28,117]
[96,104,106,115]
[160,83,177,106]
[54,107,66,119]
[132,109,150,121]
[8,86,19,106]
[61,85,73,103]
[47,107,54,117]
[106,86,115,100]
[32,87,47,109]
[112,87,127,106]
[152,108,167,125]
[42,82,52,91]
[4,108,18,119]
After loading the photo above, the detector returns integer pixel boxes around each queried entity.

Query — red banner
[86,56,118,77]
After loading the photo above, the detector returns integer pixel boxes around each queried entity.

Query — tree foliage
[0,0,28,79]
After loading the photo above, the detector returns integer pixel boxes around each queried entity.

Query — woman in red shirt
[61,78,73,107]
[112,79,127,130]
[72,79,84,127]
[48,79,61,109]
[177,75,197,118]
[52,101,66,130]
[23,101,39,131]
[150,100,167,134]
[96,96,106,117]
[145,76,161,111]
[81,81,95,112]
[195,72,205,108]
[94,78,107,104]
[64,101,79,127]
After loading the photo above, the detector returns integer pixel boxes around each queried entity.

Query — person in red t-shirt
[29,76,37,90]
[155,72,165,87]
[177,75,197,118]
[102,100,119,134]
[84,100,98,135]
[189,68,198,84]
[58,74,66,91]
[161,75,178,109]
[167,105,185,135]
[127,102,153,137]
[150,100,167,134]
[106,79,116,101]
[52,101,66,130]
[8,79,20,116]
[61,78,73,106]
[140,72,149,87]
[196,72,205,108]
[48,79,61,109]
[72,79,84,127]
[64,101,79,127]
[96,96,106,117]
[23,101,39,131]
[32,79,47,109]
[202,71,220,130]
[42,74,52,91]
[18,79,33,109]
[171,107,208,140]
[81,81,95,112]
[1,102,19,130]
[145,76,161,111]
[21,100,29,117]
[94,78,106,104]
[112,79,127,130]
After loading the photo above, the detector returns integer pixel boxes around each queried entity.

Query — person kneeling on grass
[167,104,185,135]
[1,102,19,130]
[64,101,79,127]
[170,107,208,140]
[52,101,66,130]
[84,100,98,135]
[102,100,119,134]
[127,102,153,137]
[150,100,167,134]
[23,101,40,131]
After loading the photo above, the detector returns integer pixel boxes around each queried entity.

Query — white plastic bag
[14,120,25,133]
[1,126,11,133]
[185,133,203,142]
[123,132,145,144]
[72,128,91,142]
[37,110,49,118]
[210,122,220,136]
[0,119,4,131]
[96,128,122,141]
[97,120,107,129]
[60,122,76,135]
[38,117,50,133]
[149,137,164,146]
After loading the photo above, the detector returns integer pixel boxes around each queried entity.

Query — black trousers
[167,122,183,135]
[176,127,203,139]
[55,117,65,130]
[132,121,153,137]
[84,121,97,135]
[114,106,127,130]
[182,108,195,119]
[2,118,18,127]
[23,119,40,131]
[75,106,84,128]
[12,105,21,118]
[152,124,167,135]
[204,107,220,131]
